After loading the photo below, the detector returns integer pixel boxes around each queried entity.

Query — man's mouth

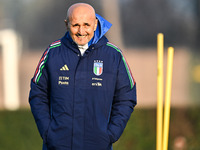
[76,33,87,38]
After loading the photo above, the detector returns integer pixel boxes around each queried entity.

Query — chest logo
[93,60,103,76]
[60,64,69,71]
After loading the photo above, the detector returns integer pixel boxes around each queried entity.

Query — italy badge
[93,61,103,76]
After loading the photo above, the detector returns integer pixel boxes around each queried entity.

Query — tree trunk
[101,0,124,49]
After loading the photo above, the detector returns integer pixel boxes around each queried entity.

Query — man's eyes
[84,23,90,26]
[73,24,79,27]
[72,23,90,27]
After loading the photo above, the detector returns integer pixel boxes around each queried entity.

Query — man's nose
[78,26,85,35]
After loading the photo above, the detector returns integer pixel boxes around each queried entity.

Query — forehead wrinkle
[70,14,94,25]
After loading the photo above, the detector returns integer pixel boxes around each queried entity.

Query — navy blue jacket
[29,14,137,150]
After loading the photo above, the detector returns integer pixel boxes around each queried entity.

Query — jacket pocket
[84,128,111,150]
[46,117,72,150]
[43,120,52,144]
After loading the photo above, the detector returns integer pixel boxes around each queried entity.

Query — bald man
[65,3,98,47]
[29,3,137,150]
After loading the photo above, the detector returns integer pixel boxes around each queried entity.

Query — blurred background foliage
[0,0,200,49]
[0,108,200,150]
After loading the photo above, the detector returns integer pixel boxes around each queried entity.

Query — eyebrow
[71,22,91,26]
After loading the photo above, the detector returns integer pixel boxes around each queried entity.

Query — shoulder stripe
[50,40,61,47]
[33,49,49,84]
[33,40,61,84]
[51,40,61,45]
[106,42,135,89]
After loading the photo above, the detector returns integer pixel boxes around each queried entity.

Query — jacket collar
[61,33,108,54]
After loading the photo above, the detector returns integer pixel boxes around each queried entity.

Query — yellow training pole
[156,33,164,150]
[162,47,174,150]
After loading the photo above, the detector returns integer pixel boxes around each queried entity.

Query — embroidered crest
[93,60,103,76]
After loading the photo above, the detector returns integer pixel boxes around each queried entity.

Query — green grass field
[0,108,199,150]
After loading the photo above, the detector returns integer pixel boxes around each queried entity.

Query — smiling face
[65,4,98,46]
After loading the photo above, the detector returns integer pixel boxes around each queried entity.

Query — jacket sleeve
[29,49,51,143]
[108,53,137,143]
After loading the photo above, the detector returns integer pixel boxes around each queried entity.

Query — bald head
[66,3,96,22]
[64,3,98,46]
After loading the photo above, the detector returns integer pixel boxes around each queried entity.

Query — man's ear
[64,19,69,29]
[94,19,98,31]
